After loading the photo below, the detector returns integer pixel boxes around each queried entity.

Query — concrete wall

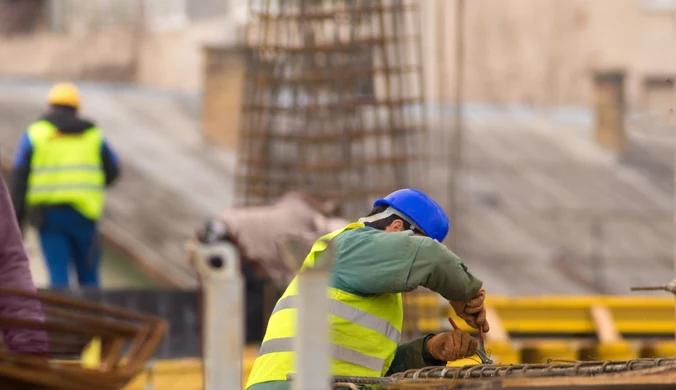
[420,0,676,107]
[3,0,676,109]
[201,45,246,150]
[0,12,241,92]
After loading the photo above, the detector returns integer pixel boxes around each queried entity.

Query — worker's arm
[333,228,483,301]
[101,138,120,186]
[10,132,32,227]
[386,334,445,375]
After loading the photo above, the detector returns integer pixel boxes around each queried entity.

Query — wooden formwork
[0,287,166,390]
[236,0,427,217]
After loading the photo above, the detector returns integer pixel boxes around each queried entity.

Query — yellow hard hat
[48,82,80,109]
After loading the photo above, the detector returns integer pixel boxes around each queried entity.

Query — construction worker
[10,82,120,289]
[0,170,49,354]
[246,188,489,390]
[195,191,350,343]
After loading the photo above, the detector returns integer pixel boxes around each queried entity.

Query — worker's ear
[385,219,405,233]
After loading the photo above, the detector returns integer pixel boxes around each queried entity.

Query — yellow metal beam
[408,295,676,335]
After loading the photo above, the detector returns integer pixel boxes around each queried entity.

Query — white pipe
[292,241,334,390]
[194,241,244,390]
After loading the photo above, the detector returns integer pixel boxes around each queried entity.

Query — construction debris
[236,0,427,217]
[0,287,166,390]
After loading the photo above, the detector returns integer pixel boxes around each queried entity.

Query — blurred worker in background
[195,191,349,343]
[10,82,120,289]
[0,168,49,354]
[246,188,489,390]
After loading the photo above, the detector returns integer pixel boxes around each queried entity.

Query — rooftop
[0,79,672,294]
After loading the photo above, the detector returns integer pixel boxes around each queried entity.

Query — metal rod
[289,359,676,385]
[391,359,676,380]
[630,286,668,291]
[448,0,465,249]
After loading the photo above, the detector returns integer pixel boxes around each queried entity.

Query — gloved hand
[196,218,228,244]
[426,329,478,362]
[450,289,490,332]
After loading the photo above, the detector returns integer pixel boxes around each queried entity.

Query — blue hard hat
[374,188,450,242]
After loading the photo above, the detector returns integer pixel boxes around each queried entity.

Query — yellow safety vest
[246,222,404,388]
[26,120,106,221]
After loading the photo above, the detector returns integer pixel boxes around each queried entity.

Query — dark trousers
[242,257,282,343]
[38,207,101,288]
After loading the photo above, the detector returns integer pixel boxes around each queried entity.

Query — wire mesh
[289,358,676,389]
[236,0,427,218]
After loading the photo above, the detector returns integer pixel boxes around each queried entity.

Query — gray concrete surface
[0,79,237,287]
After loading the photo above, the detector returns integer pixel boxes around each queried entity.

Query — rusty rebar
[391,359,676,380]
[289,359,676,387]
[236,0,425,216]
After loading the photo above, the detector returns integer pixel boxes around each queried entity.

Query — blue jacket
[10,106,120,225]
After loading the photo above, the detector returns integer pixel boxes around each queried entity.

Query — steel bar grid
[236,0,427,217]
[287,358,676,388]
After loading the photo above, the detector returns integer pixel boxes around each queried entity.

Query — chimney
[201,45,247,150]
[642,74,675,126]
[593,70,627,153]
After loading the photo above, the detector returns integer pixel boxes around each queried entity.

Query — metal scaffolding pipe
[293,240,335,390]
[194,241,244,390]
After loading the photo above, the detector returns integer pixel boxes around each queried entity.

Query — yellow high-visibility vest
[246,222,403,388]
[26,120,106,221]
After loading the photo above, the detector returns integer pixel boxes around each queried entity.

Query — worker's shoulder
[69,116,98,131]
[334,226,426,250]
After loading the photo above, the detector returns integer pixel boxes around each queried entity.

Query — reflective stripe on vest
[26,120,106,220]
[268,295,401,344]
[257,337,385,373]
[245,223,404,389]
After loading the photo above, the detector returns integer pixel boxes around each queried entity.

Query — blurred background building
[1,0,676,381]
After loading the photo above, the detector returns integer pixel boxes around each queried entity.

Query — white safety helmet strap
[358,206,420,233]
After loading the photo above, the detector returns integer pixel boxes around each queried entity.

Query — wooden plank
[590,305,622,344]
[485,305,510,343]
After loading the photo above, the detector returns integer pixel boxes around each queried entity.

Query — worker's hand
[450,289,490,333]
[426,329,478,362]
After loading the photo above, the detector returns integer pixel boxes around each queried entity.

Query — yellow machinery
[122,294,676,389]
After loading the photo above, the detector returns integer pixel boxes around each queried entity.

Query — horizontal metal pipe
[631,286,667,291]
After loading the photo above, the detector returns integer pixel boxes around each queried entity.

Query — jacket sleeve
[334,230,483,302]
[0,173,49,354]
[386,334,445,375]
[101,138,120,186]
[10,132,33,227]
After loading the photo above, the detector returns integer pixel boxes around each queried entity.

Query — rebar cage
[236,0,427,218]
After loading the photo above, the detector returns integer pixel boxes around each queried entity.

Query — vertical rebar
[591,220,605,293]
[436,0,446,206]
[448,0,465,248]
